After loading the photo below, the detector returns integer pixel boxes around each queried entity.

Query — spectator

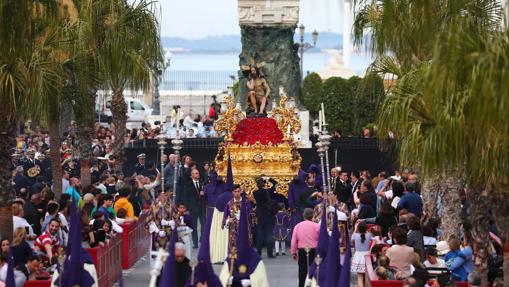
[291,208,319,287]
[13,166,31,196]
[406,215,425,259]
[12,202,36,244]
[351,221,373,287]
[386,227,415,279]
[445,238,471,281]
[397,182,423,218]
[97,194,114,220]
[34,218,61,266]
[11,228,33,266]
[114,188,137,221]
[16,255,43,282]
[411,253,430,284]
[422,225,438,245]
[374,202,398,238]
[41,201,69,246]
[467,272,481,287]
[377,256,395,279]
[82,193,96,218]
[357,192,376,220]
[424,247,446,273]
[65,177,82,206]
[23,194,43,235]
[0,239,8,255]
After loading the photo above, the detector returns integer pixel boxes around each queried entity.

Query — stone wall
[237,25,301,109]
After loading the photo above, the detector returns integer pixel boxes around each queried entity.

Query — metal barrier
[120,212,151,269]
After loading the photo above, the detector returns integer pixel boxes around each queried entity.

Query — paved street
[121,251,299,287]
[121,250,357,286]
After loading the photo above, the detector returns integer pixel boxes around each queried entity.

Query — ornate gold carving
[215,141,301,197]
[213,95,245,142]
[269,87,301,141]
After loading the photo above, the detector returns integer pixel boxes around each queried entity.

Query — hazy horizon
[159,0,346,39]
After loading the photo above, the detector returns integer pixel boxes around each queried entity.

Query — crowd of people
[5,119,505,287]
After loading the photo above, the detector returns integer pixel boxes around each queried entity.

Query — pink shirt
[291,220,320,255]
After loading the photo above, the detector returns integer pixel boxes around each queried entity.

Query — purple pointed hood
[5,248,15,287]
[338,221,351,287]
[288,169,308,209]
[57,196,94,287]
[324,208,341,287]
[308,200,330,281]
[187,210,222,287]
[227,198,260,279]
[159,225,178,287]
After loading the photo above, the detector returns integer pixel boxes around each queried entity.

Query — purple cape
[159,223,178,287]
[204,172,226,207]
[308,200,329,283]
[323,209,341,287]
[226,198,261,279]
[185,205,222,287]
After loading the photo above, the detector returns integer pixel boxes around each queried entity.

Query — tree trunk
[59,101,74,137]
[77,124,94,187]
[438,175,463,241]
[110,89,127,171]
[467,185,491,285]
[48,115,62,198]
[420,174,441,225]
[487,187,509,286]
[0,117,17,240]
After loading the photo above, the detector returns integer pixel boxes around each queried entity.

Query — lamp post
[152,49,172,115]
[157,134,166,193]
[298,24,318,85]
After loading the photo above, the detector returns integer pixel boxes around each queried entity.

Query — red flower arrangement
[232,118,284,145]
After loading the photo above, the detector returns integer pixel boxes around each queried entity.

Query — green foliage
[232,81,239,97]
[301,72,323,114]
[301,72,385,136]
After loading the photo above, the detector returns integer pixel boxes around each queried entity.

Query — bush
[301,72,385,136]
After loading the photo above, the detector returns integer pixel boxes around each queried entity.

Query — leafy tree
[320,77,355,135]
[301,73,323,115]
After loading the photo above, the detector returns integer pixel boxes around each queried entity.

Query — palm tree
[99,0,162,169]
[0,0,63,239]
[354,0,507,282]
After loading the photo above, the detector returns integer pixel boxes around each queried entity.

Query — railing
[120,212,151,269]
[161,70,236,91]
[87,235,123,287]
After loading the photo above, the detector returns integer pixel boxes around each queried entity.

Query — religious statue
[241,59,270,116]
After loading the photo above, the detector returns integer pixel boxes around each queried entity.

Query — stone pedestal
[237,0,301,109]
[297,110,311,148]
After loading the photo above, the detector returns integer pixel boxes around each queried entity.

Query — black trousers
[298,248,316,287]
[191,207,205,246]
[256,220,275,256]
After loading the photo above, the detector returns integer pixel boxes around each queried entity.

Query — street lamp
[152,49,172,115]
[298,24,318,85]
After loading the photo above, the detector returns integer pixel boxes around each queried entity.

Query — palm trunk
[59,101,74,137]
[438,174,463,241]
[110,88,127,171]
[0,116,17,240]
[487,187,509,286]
[48,115,63,198]
[77,125,94,187]
[467,185,491,285]
[420,174,441,225]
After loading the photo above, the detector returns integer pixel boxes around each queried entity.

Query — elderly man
[184,168,205,248]
[175,242,192,287]
[163,154,178,190]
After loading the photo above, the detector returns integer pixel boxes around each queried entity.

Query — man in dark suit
[183,168,205,248]
[253,176,278,258]
[334,171,352,205]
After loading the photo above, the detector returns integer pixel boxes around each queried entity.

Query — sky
[159,0,345,39]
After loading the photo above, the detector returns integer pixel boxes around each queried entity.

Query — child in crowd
[351,221,373,287]
[377,256,395,279]
[176,203,193,258]
[273,203,290,256]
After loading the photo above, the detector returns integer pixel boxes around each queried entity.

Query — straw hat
[436,241,450,256]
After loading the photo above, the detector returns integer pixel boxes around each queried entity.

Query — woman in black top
[375,202,398,238]
[358,193,376,220]
[11,227,33,266]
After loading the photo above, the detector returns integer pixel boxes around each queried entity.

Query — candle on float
[318,110,323,131]
[321,103,326,126]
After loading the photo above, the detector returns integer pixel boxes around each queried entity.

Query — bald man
[184,168,205,248]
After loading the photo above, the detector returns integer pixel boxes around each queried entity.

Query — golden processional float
[213,90,302,197]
